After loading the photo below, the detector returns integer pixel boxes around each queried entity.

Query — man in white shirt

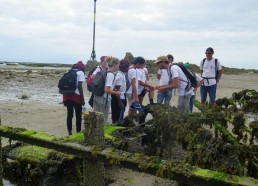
[199,47,222,107]
[156,54,173,105]
[126,59,140,116]
[155,56,193,113]
[136,59,155,106]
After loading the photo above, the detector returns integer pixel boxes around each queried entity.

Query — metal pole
[90,0,97,62]
[0,118,3,186]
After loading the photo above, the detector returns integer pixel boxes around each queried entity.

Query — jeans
[200,84,217,104]
[157,89,173,105]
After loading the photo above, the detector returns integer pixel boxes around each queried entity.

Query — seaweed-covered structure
[128,89,258,178]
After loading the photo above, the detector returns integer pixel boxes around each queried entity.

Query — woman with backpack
[111,59,130,124]
[93,56,120,124]
[62,61,85,135]
[87,56,107,108]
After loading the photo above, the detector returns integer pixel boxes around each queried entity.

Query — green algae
[194,168,228,182]
[20,130,37,136]
[21,131,57,141]
[104,125,124,141]
[0,125,26,134]
[14,145,73,165]
[1,125,124,143]
[67,132,84,141]
[194,168,258,185]
[65,126,125,142]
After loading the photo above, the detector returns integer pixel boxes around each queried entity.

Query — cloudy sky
[1,0,258,69]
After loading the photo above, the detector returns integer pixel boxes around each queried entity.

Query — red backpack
[86,66,101,92]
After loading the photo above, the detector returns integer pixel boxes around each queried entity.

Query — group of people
[91,56,155,124]
[62,47,222,135]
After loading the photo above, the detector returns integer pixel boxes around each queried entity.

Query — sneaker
[149,104,154,113]
[130,102,144,112]
[68,130,72,136]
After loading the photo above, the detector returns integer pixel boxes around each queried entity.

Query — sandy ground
[0,65,258,185]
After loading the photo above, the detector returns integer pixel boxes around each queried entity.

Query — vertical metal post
[90,0,97,62]
[0,118,3,186]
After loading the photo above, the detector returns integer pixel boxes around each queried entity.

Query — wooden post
[0,118,3,186]
[83,111,105,186]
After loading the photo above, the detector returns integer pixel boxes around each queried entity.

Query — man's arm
[104,86,120,97]
[157,74,161,80]
[217,70,222,83]
[131,78,139,104]
[138,80,155,91]
[156,77,179,91]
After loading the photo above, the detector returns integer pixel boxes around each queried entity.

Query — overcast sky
[1,0,258,69]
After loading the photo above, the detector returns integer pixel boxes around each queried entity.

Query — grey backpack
[91,70,113,96]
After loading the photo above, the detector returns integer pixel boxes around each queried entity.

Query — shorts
[138,88,147,97]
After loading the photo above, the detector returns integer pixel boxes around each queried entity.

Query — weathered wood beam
[0,124,257,186]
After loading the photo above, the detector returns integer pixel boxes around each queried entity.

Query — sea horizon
[0,60,258,71]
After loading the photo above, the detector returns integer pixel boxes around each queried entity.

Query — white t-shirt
[126,68,138,94]
[158,69,170,86]
[200,58,222,86]
[168,65,193,96]
[137,68,146,94]
[104,72,115,100]
[114,71,126,99]
[75,70,85,95]
[92,66,102,75]
[143,67,149,80]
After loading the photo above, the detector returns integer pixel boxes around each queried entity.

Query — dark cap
[132,56,145,64]
[119,59,130,71]
[206,47,214,54]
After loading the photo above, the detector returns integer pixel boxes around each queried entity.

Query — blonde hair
[105,56,119,67]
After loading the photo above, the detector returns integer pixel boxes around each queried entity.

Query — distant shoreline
[1,61,258,73]
[0,61,71,68]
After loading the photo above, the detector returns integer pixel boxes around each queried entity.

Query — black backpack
[202,58,219,80]
[168,64,198,88]
[91,70,114,96]
[58,69,79,95]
